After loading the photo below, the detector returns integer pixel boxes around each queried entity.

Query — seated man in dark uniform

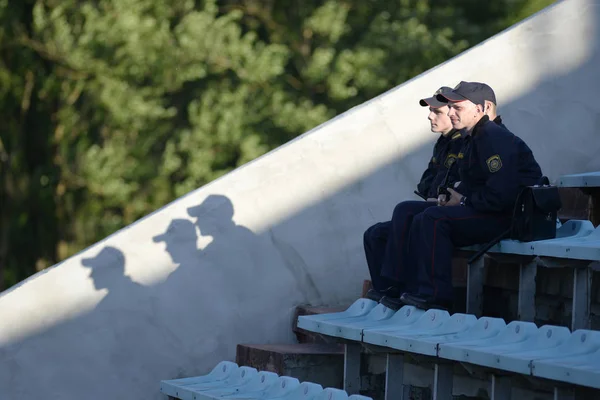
[363,86,463,302]
[396,81,543,311]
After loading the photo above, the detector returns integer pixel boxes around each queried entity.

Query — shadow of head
[81,246,126,290]
[186,194,235,235]
[152,219,198,264]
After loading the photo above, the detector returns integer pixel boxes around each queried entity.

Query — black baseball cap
[436,81,496,107]
[419,86,453,108]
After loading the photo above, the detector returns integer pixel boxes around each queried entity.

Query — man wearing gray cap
[395,81,542,311]
[363,86,464,302]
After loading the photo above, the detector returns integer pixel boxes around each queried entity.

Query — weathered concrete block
[236,343,344,389]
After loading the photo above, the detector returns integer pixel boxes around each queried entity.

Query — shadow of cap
[81,246,125,269]
[152,219,197,243]
[187,194,234,220]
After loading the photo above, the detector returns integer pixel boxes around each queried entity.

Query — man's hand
[437,194,448,206]
[444,188,463,207]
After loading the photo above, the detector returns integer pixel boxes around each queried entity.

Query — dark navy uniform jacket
[493,115,506,129]
[456,116,542,213]
[417,130,463,198]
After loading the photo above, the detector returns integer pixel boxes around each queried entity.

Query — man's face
[428,106,453,134]
[447,100,483,131]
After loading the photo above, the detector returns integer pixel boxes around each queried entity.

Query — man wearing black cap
[396,81,542,311]
[363,86,464,302]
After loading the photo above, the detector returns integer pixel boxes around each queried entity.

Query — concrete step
[236,343,344,389]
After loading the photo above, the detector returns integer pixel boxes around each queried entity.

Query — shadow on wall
[1,3,600,398]
[0,194,328,397]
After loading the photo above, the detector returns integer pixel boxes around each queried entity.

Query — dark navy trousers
[407,205,511,301]
[363,201,437,292]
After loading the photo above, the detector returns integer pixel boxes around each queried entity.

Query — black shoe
[365,286,402,303]
[379,296,405,311]
[399,293,453,312]
[365,289,384,302]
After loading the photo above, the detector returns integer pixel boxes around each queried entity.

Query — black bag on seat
[468,176,562,264]
[510,176,562,242]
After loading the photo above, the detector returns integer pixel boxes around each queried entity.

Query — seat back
[364,303,396,322]
[313,388,348,400]
[423,313,478,336]
[261,377,300,399]
[399,308,450,332]
[440,317,506,344]
[556,220,595,239]
[348,395,373,400]
[552,329,600,355]
[493,321,538,344]
[363,306,424,331]
[278,382,323,400]
[300,299,377,323]
[162,361,239,386]
[234,371,280,393]
[190,366,258,390]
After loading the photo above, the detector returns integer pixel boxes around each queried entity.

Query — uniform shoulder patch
[444,154,457,168]
[486,154,502,173]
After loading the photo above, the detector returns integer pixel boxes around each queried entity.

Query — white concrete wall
[1,0,599,398]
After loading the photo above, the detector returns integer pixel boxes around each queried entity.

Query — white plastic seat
[468,325,571,374]
[316,303,396,339]
[360,306,424,334]
[408,316,506,357]
[438,321,538,363]
[312,388,348,400]
[274,382,323,400]
[363,308,450,347]
[296,299,377,333]
[389,313,478,355]
[258,377,300,400]
[198,372,279,400]
[160,362,241,399]
[178,367,259,400]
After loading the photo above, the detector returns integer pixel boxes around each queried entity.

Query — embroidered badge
[486,155,502,173]
[444,154,457,168]
[457,152,464,159]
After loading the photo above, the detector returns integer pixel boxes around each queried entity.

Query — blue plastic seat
[358,306,424,335]
[274,382,323,400]
[386,313,478,354]
[176,367,259,400]
[527,330,600,385]
[466,325,571,374]
[558,171,600,187]
[347,395,373,400]
[316,303,396,340]
[197,371,280,400]
[363,308,450,347]
[312,388,348,400]
[532,225,600,261]
[296,299,377,333]
[438,321,538,363]
[257,377,300,400]
[160,362,240,399]
[460,220,595,257]
[403,316,506,357]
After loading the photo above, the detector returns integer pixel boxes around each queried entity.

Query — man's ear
[484,101,491,113]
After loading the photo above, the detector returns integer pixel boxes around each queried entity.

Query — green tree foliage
[0,0,554,289]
